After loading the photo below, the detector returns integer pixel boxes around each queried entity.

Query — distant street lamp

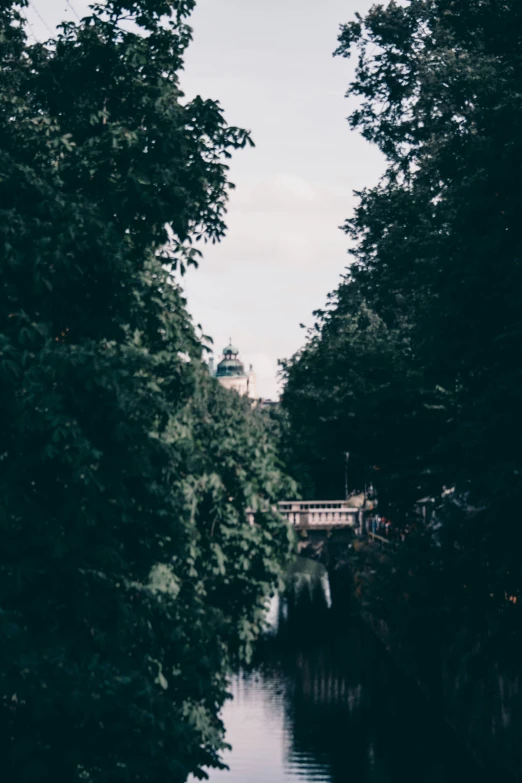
[344,452,350,499]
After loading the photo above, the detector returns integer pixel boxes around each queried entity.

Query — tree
[0,2,293,780]
[335,0,522,515]
[284,0,522,679]
[286,0,522,524]
[281,278,447,508]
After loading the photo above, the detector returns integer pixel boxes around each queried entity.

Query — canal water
[201,558,484,783]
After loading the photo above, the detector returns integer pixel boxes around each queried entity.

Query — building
[213,341,257,399]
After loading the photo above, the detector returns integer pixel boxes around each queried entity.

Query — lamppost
[344,452,350,500]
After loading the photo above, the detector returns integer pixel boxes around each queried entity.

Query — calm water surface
[202,559,483,783]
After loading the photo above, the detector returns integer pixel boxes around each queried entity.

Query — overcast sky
[29,0,384,398]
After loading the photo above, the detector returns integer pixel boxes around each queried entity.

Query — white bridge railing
[279,501,361,529]
[247,500,361,529]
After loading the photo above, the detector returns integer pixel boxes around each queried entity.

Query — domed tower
[215,341,256,399]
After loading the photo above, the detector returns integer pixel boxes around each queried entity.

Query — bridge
[247,500,363,530]
[277,500,362,530]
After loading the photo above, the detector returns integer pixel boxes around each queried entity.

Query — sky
[28,0,384,398]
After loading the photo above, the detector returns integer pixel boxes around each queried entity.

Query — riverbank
[290,531,522,780]
[324,537,522,783]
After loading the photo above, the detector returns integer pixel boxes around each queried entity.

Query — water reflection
[203,558,484,783]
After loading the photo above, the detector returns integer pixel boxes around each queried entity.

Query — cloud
[234,174,319,211]
[232,173,354,215]
[195,172,353,273]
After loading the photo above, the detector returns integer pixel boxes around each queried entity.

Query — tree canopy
[281,281,446,506]
[334,0,522,511]
[284,0,522,516]
[282,0,522,655]
[0,2,293,780]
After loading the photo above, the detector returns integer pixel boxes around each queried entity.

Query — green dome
[216,357,245,378]
[223,341,239,356]
[216,340,245,377]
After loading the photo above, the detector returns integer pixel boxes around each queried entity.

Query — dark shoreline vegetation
[280,0,522,778]
[317,536,521,781]
[1,0,522,780]
[0,1,295,780]
[345,542,521,783]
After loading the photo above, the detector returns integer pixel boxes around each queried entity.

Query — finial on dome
[223,340,239,356]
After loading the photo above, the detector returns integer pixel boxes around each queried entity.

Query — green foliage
[0,2,292,781]
[334,0,522,514]
[281,280,447,507]
[283,0,522,674]
[285,0,522,516]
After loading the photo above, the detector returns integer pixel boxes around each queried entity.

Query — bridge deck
[247,500,362,529]
[279,500,361,529]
